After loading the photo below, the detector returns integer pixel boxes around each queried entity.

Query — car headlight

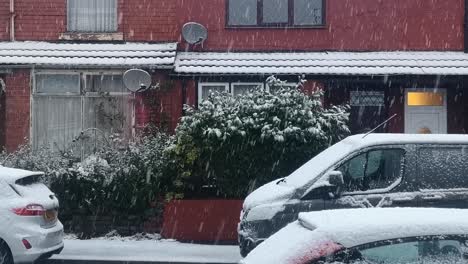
[245,204,283,221]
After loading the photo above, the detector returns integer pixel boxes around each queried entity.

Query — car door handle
[420,194,444,202]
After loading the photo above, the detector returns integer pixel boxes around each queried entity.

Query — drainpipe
[9,0,15,41]
[465,0,468,52]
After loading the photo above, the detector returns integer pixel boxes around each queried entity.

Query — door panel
[405,89,447,134]
[417,145,468,209]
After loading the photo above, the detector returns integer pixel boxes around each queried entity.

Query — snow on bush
[0,131,174,217]
[166,76,350,198]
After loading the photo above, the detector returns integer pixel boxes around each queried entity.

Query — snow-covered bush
[166,76,350,198]
[0,131,174,217]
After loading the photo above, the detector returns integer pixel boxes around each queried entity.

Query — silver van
[238,133,468,256]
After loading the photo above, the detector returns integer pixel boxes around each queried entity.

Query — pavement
[41,239,241,264]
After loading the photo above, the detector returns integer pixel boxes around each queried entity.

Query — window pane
[201,85,227,100]
[263,0,289,24]
[36,74,80,94]
[82,96,133,154]
[355,239,467,264]
[228,0,257,25]
[33,97,82,151]
[86,75,126,93]
[294,0,323,25]
[407,92,444,106]
[338,149,404,192]
[233,84,262,96]
[68,0,117,32]
[419,147,468,189]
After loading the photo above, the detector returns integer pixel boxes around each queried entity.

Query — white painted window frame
[31,69,135,151]
[198,82,229,106]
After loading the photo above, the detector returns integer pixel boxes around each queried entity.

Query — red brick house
[0,0,468,243]
[0,0,468,152]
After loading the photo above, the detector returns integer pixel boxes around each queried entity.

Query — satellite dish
[123,69,151,92]
[182,22,208,45]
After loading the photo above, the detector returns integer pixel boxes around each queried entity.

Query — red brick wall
[161,200,243,242]
[1,0,177,42]
[0,0,9,41]
[121,0,177,42]
[176,0,464,51]
[3,69,30,152]
[14,0,66,41]
[135,72,182,132]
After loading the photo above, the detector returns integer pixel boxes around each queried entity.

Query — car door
[324,146,418,209]
[416,145,468,208]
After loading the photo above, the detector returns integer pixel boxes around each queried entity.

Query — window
[418,147,468,190]
[198,83,229,104]
[349,90,387,134]
[407,92,444,106]
[344,237,467,264]
[198,82,264,105]
[32,72,133,155]
[67,0,117,32]
[231,83,264,96]
[266,82,297,93]
[227,0,325,27]
[337,149,405,192]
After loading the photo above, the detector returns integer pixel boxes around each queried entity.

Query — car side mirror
[328,171,344,187]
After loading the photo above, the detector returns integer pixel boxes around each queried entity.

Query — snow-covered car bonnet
[243,138,356,211]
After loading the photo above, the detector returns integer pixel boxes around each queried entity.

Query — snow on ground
[53,239,241,263]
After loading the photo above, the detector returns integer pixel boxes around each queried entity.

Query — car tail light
[13,204,46,216]
[288,241,344,264]
[22,239,32,250]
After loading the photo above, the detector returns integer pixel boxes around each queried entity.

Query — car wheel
[0,241,12,264]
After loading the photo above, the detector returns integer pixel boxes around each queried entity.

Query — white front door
[404,89,447,134]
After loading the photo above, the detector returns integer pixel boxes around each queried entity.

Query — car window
[317,237,468,264]
[337,148,404,192]
[418,146,468,190]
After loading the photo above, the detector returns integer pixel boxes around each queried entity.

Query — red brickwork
[3,69,30,152]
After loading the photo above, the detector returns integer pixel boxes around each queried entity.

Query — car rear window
[15,174,42,186]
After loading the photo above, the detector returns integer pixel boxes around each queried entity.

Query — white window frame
[231,82,265,96]
[198,82,229,106]
[67,0,118,33]
[82,71,131,96]
[31,70,135,152]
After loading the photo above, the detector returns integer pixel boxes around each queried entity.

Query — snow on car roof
[345,133,468,148]
[0,166,43,184]
[285,133,468,188]
[243,208,468,264]
[299,208,468,247]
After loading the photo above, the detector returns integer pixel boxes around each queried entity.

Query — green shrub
[166,77,350,198]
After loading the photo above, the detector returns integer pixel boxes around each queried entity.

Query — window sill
[225,25,327,30]
[59,32,124,41]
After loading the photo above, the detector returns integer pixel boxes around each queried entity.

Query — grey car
[239,134,468,257]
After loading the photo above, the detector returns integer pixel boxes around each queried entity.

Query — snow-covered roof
[0,166,43,184]
[175,51,468,75]
[0,41,177,68]
[243,208,468,264]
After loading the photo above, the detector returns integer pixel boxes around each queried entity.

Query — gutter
[9,0,15,41]
[465,0,468,52]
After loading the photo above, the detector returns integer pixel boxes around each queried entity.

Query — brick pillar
[4,69,31,152]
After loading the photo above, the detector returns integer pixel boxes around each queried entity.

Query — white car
[0,166,64,264]
[242,208,468,264]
